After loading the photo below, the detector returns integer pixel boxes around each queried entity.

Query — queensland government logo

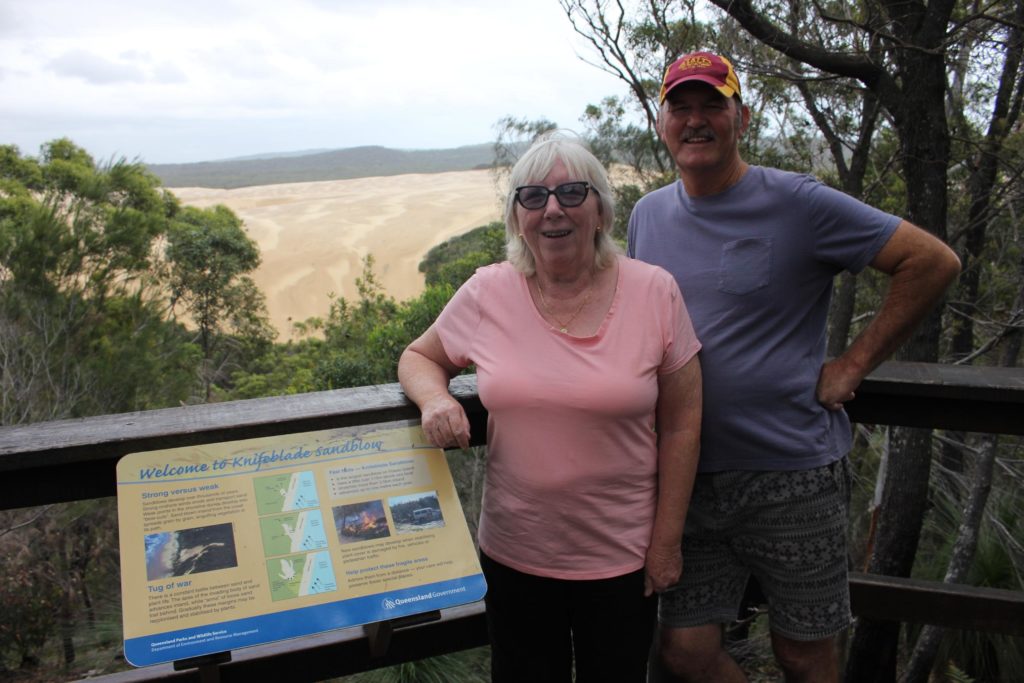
[382,598,397,610]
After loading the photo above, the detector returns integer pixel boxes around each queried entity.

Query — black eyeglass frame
[514,181,595,210]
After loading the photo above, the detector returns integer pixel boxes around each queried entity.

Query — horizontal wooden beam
[1,362,1021,509]
[847,362,1024,435]
[849,571,1024,636]
[0,377,482,508]
[70,572,1024,683]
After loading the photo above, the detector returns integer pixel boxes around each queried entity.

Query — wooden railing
[1,361,1022,682]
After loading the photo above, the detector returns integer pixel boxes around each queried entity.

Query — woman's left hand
[644,543,682,596]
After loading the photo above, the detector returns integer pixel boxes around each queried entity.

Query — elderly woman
[397,133,702,682]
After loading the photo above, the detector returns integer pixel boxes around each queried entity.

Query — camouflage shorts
[659,458,852,641]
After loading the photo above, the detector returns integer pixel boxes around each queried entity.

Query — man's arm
[817,220,961,410]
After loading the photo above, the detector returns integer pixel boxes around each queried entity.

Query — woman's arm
[398,324,471,449]
[645,354,703,596]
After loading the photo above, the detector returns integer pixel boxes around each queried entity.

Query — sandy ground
[172,169,504,337]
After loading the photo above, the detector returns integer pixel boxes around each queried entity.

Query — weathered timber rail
[0,361,1021,682]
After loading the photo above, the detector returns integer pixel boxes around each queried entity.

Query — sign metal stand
[364,610,442,657]
[172,651,231,683]
[164,610,445,680]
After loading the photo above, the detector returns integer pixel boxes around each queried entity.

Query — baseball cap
[659,51,741,103]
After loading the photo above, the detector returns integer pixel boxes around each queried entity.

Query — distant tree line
[146,144,498,190]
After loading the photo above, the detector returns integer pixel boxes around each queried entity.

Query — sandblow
[173,169,505,337]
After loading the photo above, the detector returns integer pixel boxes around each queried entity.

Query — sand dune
[173,169,505,337]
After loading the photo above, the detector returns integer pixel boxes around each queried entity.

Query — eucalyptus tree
[699,2,1021,679]
[165,204,274,402]
[904,8,1024,680]
[0,139,194,671]
[553,1,1023,680]
[0,139,192,422]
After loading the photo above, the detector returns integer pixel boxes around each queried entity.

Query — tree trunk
[846,10,953,677]
[847,426,934,683]
[939,10,1023,495]
[59,537,76,667]
[828,272,858,358]
[902,434,997,682]
[60,614,75,667]
[903,254,1024,681]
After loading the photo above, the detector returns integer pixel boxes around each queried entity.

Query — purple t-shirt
[628,166,900,472]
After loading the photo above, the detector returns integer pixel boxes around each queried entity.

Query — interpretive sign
[116,421,485,667]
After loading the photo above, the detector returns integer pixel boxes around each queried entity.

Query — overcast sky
[0,0,628,164]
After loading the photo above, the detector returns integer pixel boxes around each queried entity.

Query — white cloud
[0,0,628,163]
[47,48,147,84]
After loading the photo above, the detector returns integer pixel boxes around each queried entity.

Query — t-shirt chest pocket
[718,237,773,295]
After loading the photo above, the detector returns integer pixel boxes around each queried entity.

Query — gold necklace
[535,279,593,333]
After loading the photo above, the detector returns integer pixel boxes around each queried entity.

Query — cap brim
[661,75,736,102]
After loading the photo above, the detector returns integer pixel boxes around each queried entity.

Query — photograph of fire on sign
[331,499,392,544]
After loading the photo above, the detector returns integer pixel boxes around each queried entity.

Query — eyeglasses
[514,182,594,210]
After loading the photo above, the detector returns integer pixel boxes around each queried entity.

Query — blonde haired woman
[399,133,702,682]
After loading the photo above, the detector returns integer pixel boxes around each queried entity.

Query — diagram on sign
[258,510,329,555]
[266,550,337,601]
[254,471,319,514]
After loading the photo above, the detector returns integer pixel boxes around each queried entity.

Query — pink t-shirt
[435,256,701,580]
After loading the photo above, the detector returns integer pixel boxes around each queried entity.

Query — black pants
[480,551,656,683]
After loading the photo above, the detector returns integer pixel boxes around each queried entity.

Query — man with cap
[628,52,960,682]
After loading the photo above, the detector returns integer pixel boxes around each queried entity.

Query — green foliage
[492,116,558,168]
[582,96,665,175]
[166,204,262,339]
[0,499,122,672]
[315,256,457,390]
[419,222,506,289]
[317,255,400,387]
[1,138,172,301]
[0,139,196,421]
[915,475,1024,683]
[228,337,325,399]
[166,203,275,400]
[82,295,200,413]
[393,284,458,340]
[0,140,286,676]
[944,662,976,683]
[0,553,62,668]
[0,144,44,190]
